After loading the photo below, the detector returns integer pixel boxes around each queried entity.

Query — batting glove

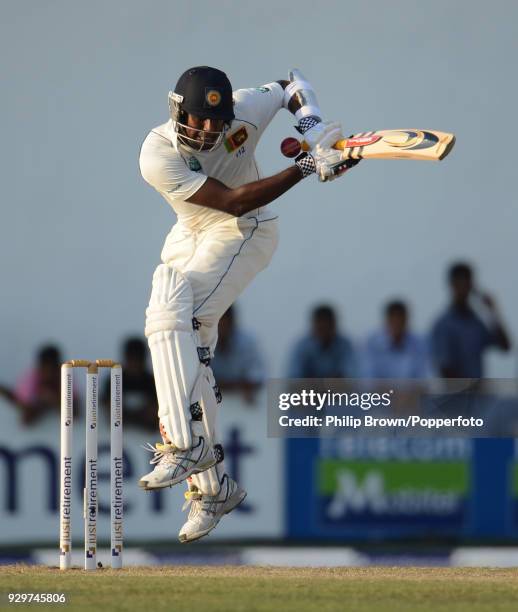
[297,117,343,151]
[295,147,360,182]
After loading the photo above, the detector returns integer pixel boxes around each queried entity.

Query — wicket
[59,359,123,570]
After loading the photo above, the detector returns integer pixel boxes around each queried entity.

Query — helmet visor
[169,93,230,152]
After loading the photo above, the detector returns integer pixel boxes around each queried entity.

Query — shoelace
[143,441,201,476]
[182,486,227,517]
[142,442,179,467]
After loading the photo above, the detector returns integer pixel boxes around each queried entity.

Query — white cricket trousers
[160,215,279,353]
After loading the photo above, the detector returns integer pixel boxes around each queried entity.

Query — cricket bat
[281,129,456,161]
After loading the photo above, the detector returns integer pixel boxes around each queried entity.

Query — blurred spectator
[363,300,429,378]
[0,344,62,425]
[287,304,357,378]
[102,337,157,430]
[431,262,511,377]
[211,305,265,404]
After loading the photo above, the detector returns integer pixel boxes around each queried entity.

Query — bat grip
[301,139,346,152]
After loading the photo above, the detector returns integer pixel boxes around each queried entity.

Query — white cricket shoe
[178,475,247,543]
[138,438,216,490]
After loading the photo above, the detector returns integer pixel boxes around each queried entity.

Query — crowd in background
[0,261,512,429]
[287,261,510,380]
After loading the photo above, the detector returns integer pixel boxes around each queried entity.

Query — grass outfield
[1,566,518,611]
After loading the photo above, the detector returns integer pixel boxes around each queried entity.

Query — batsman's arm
[186,78,312,216]
[277,79,303,115]
[188,74,353,214]
[186,167,303,218]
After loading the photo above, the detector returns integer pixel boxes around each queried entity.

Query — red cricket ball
[280,137,301,158]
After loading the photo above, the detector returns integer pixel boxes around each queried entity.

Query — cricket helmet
[168,66,234,151]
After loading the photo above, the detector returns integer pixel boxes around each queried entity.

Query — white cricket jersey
[139,82,284,231]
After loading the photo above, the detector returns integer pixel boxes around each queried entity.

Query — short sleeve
[412,336,432,378]
[14,369,38,404]
[430,318,454,372]
[233,82,284,134]
[286,338,308,378]
[481,322,499,349]
[139,132,207,202]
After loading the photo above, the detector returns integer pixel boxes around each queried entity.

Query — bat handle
[301,139,346,152]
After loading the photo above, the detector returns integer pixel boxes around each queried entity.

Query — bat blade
[298,129,456,161]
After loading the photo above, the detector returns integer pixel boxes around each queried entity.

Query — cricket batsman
[138,66,358,542]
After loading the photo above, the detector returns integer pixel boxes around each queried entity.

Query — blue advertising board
[286,437,515,540]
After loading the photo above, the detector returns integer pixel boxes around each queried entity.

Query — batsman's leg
[139,264,218,490]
